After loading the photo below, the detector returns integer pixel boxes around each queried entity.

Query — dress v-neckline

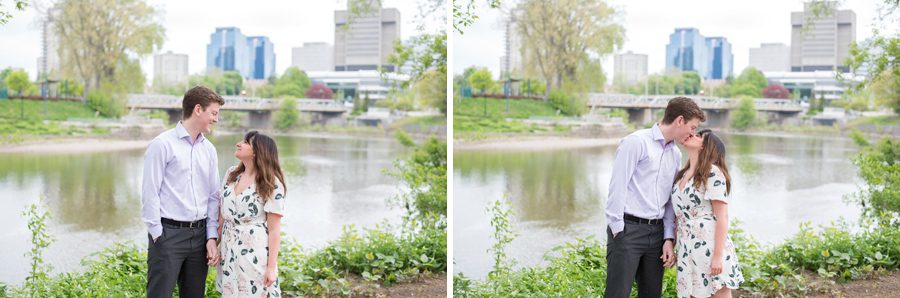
[677,175,694,192]
[233,174,255,196]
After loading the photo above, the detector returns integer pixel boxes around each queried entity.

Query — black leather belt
[162,218,207,228]
[625,214,662,225]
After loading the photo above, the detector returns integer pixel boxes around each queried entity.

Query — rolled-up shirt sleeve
[606,135,644,235]
[141,139,168,240]
[206,146,220,239]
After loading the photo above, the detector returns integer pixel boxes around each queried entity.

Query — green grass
[455,97,558,119]
[0,99,100,121]
[454,97,564,134]
[847,115,900,127]
[391,115,447,128]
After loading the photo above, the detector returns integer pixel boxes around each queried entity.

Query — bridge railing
[588,93,801,112]
[127,94,346,112]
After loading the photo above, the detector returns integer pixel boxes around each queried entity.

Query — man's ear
[194,104,203,116]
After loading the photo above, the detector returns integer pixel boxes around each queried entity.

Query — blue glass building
[666,28,707,77]
[207,27,251,78]
[705,37,732,80]
[248,36,275,80]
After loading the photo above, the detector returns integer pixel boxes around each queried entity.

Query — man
[604,97,706,298]
[142,86,224,297]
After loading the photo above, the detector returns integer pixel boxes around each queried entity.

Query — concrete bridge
[127,94,347,127]
[587,93,804,127]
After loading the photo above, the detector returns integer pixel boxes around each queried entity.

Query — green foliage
[0,0,27,25]
[5,69,31,96]
[849,129,869,147]
[486,199,515,279]
[548,90,587,116]
[53,0,164,94]
[86,89,125,118]
[468,67,495,95]
[218,111,244,129]
[273,67,311,98]
[515,0,624,93]
[453,97,561,134]
[849,138,900,219]
[415,69,448,113]
[617,71,702,96]
[21,200,54,295]
[274,98,299,131]
[717,67,768,98]
[731,96,758,130]
[453,0,501,34]
[187,70,244,96]
[386,137,448,225]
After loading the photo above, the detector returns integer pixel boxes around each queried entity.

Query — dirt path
[735,270,900,297]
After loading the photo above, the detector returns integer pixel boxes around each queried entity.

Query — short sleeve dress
[216,166,286,297]
[672,165,744,298]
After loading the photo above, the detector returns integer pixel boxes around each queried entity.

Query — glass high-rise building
[207,27,251,78]
[705,37,732,80]
[666,28,707,77]
[248,36,275,80]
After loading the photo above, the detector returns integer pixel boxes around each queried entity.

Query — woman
[672,129,743,298]
[216,131,286,297]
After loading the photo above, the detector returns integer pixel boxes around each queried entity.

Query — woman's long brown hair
[675,129,732,195]
[226,131,287,202]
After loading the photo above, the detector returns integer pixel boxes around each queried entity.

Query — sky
[0,0,444,83]
[452,0,895,81]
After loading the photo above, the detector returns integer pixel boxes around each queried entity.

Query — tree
[868,69,900,113]
[222,71,243,96]
[305,83,334,99]
[5,69,30,96]
[52,0,164,99]
[467,68,495,95]
[680,71,702,95]
[0,0,26,25]
[274,98,299,130]
[731,96,757,130]
[762,84,791,99]
[514,0,624,96]
[415,69,448,113]
[273,67,311,98]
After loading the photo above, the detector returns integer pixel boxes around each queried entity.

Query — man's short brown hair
[182,86,225,119]
[662,96,705,124]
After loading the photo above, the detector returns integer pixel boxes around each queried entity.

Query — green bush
[87,90,125,118]
[274,97,299,131]
[548,90,586,116]
[731,96,757,130]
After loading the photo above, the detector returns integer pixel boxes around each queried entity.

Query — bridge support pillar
[248,111,271,128]
[627,108,653,127]
[167,109,181,125]
[705,110,731,127]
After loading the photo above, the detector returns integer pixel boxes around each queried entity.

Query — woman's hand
[264,267,278,287]
[710,254,723,275]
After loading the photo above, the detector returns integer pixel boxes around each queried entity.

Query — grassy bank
[0,99,110,138]
[454,97,569,136]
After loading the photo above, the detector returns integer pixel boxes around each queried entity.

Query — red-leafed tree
[762,84,791,99]
[305,83,334,99]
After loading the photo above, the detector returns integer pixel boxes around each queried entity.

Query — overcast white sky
[452,0,895,81]
[0,0,443,82]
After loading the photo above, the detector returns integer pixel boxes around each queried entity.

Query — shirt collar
[176,121,205,144]
[651,123,672,148]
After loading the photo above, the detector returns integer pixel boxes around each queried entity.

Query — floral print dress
[672,165,743,298]
[216,166,286,297]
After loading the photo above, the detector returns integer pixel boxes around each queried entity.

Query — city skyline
[0,0,433,84]
[453,0,888,82]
